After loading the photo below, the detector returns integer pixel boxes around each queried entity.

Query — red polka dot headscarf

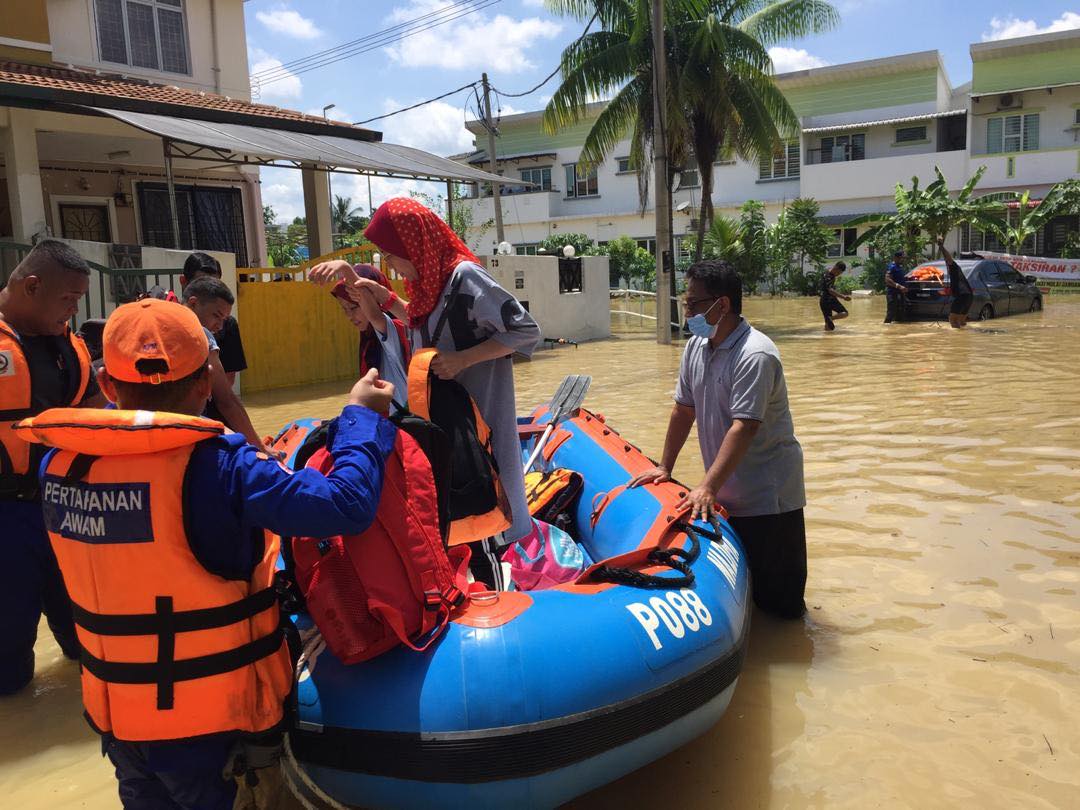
[363,197,479,328]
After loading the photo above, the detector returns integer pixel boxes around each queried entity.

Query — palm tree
[543,0,839,260]
[683,214,745,262]
[331,195,367,242]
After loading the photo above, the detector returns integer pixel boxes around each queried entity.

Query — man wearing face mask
[629,260,806,619]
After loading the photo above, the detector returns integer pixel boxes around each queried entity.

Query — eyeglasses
[682,296,718,310]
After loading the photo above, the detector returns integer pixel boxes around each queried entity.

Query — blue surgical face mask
[686,298,722,339]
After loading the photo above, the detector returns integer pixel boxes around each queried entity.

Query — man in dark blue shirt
[884,250,909,323]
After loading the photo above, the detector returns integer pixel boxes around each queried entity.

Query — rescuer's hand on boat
[686,484,718,522]
[628,464,671,488]
[349,368,395,416]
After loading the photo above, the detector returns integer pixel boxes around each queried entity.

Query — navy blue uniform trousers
[0,499,77,694]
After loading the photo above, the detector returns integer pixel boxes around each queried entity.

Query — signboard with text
[980,251,1080,280]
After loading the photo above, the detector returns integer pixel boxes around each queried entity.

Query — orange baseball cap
[103,299,209,384]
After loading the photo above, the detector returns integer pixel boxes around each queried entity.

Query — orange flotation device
[407,349,511,545]
[16,408,292,742]
[1,319,91,495]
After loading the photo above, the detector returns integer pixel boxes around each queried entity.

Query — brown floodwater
[4,296,1078,809]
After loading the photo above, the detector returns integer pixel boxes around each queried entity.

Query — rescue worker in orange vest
[0,239,105,695]
[17,298,396,809]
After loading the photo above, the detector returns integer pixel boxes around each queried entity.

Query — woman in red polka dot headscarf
[358,197,542,589]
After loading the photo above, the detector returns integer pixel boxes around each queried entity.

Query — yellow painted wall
[0,1,51,51]
[238,281,360,393]
[238,241,410,392]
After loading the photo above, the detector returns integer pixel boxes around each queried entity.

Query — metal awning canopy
[803,109,966,135]
[466,150,558,165]
[89,106,512,185]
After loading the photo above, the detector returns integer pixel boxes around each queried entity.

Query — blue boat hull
[279,409,752,808]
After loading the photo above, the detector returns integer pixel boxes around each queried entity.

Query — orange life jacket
[0,319,91,496]
[407,349,511,546]
[15,408,292,742]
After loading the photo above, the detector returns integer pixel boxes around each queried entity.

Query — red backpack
[291,431,470,664]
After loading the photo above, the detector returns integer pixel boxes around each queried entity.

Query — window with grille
[616,157,635,174]
[137,183,248,266]
[986,113,1039,153]
[519,167,552,190]
[759,141,800,180]
[818,133,865,163]
[95,0,190,74]
[564,163,599,197]
[895,126,927,143]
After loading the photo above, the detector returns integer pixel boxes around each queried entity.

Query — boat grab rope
[589,522,707,590]
[281,732,352,810]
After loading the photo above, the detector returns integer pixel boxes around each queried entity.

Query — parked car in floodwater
[903,258,1043,320]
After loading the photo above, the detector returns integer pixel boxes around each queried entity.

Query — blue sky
[245,1,1080,223]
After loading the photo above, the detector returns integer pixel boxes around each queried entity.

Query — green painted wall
[972,49,1080,94]
[482,67,938,154]
[480,115,604,157]
[782,68,938,117]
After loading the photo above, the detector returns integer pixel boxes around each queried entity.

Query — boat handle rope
[590,521,705,590]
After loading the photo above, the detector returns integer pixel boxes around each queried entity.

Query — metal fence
[0,241,184,329]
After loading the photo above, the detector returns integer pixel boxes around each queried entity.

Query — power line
[355,82,480,125]
[491,11,598,99]
[251,0,496,80]
[252,0,502,85]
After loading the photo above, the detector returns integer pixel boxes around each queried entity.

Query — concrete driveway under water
[3,295,1077,809]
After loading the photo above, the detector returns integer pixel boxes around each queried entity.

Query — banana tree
[846,165,1008,259]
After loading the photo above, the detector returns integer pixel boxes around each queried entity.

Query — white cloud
[384,1,561,72]
[260,170,305,224]
[377,98,477,156]
[982,11,1080,41]
[769,46,830,74]
[521,0,546,6]
[248,48,303,100]
[255,6,322,40]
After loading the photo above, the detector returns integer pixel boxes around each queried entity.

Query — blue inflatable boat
[271,408,751,809]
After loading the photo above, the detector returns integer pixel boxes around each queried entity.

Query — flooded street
[4,296,1078,809]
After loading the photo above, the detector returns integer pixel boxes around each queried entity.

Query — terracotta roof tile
[0,60,375,137]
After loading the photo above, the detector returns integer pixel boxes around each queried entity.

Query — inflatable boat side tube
[290,623,749,784]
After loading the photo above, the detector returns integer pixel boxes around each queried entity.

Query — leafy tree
[537,232,597,257]
[409,187,492,244]
[857,229,905,292]
[543,0,838,258]
[990,179,1080,255]
[600,235,655,288]
[769,198,832,294]
[848,166,1007,259]
[262,205,278,229]
[735,199,768,292]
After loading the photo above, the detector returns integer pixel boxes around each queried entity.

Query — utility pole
[651,0,672,344]
[481,72,505,245]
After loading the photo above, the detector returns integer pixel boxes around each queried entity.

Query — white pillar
[301,166,332,259]
[1,108,47,242]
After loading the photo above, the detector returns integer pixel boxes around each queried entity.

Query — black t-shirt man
[20,335,101,476]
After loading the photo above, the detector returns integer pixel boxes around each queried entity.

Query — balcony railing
[463,186,561,200]
[805,146,864,165]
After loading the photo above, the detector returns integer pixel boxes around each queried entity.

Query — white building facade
[455,29,1080,263]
